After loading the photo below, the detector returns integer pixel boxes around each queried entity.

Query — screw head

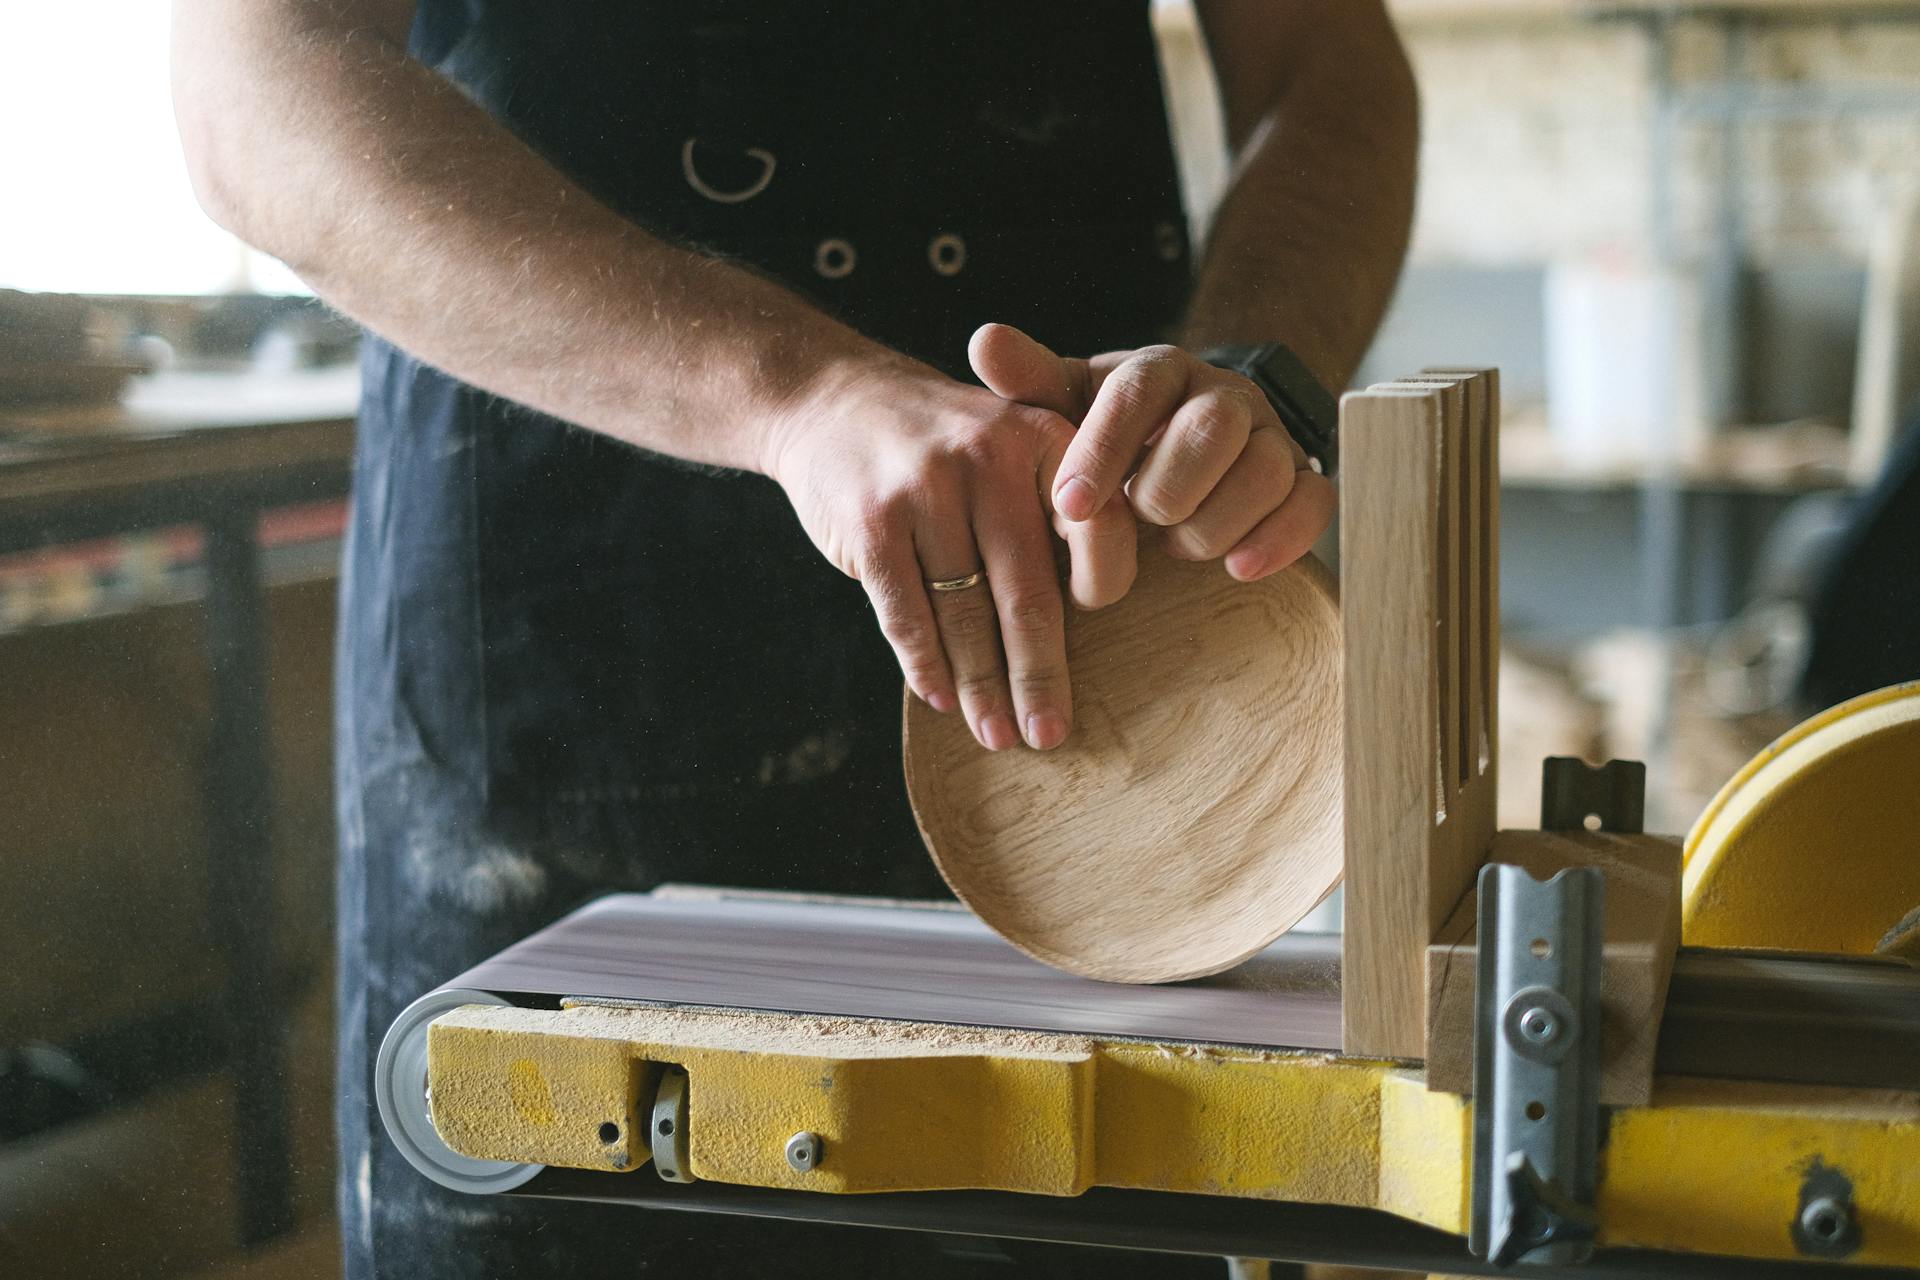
[785,1130,824,1173]
[1801,1196,1849,1242]
[1519,1006,1560,1044]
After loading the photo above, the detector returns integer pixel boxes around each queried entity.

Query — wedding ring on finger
[926,571,987,593]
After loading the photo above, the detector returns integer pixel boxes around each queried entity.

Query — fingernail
[1226,547,1267,580]
[981,713,1020,751]
[1025,711,1068,750]
[928,690,956,713]
[1055,476,1096,521]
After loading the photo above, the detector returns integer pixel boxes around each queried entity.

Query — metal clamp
[1540,757,1647,834]
[650,1066,695,1183]
[1470,863,1606,1265]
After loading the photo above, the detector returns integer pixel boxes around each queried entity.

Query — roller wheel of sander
[375,988,541,1194]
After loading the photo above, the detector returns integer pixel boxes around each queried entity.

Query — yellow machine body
[426,1001,1920,1267]
[409,684,1920,1271]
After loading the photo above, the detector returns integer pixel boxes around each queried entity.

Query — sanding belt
[441,890,1920,1090]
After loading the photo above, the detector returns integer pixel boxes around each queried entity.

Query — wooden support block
[1340,371,1500,1061]
[1424,829,1683,1105]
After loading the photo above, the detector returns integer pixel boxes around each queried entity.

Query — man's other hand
[969,323,1335,583]
[762,354,1136,754]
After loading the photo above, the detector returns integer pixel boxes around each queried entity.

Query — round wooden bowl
[904,547,1344,984]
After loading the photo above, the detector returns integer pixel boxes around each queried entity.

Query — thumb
[968,323,1087,420]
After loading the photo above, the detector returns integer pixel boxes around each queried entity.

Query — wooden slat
[1482,374,1502,806]
[1341,373,1503,1061]
[1475,374,1496,778]
[1455,380,1475,790]
[1374,379,1464,815]
[1394,373,1499,893]
[1423,368,1502,849]
[1437,383,1464,799]
[1340,386,1447,1059]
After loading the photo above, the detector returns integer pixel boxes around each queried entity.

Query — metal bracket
[1470,863,1606,1266]
[650,1066,695,1183]
[1540,758,1647,834]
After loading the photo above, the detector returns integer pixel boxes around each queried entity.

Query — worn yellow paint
[1092,1043,1380,1204]
[1370,1074,1920,1261]
[506,1059,556,1127]
[427,1002,1920,1267]
[1600,1080,1920,1265]
[430,1019,641,1172]
[429,1003,1387,1201]
[1377,1071,1469,1232]
[694,1045,1096,1195]
[432,1005,1103,1193]
[1684,681,1920,952]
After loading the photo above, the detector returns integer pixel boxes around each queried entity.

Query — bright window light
[0,5,307,296]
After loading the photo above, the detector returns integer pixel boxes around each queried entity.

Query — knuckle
[1131,484,1188,527]
[1165,522,1224,560]
[1002,591,1063,638]
[903,450,964,498]
[901,656,947,688]
[941,602,998,643]
[1217,370,1262,402]
[1073,428,1131,476]
[949,431,1008,478]
[946,419,990,454]
[855,494,909,546]
[862,569,907,609]
[1008,665,1065,697]
[878,609,936,653]
[1180,400,1247,456]
[1105,350,1180,408]
[954,669,1005,701]
[1027,406,1075,447]
[1258,446,1300,497]
[1107,370,1161,411]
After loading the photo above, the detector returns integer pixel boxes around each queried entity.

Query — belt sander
[377,370,1920,1276]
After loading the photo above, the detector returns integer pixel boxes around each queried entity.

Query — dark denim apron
[336,3,1204,1274]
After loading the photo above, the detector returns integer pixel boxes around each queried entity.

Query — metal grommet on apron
[928,233,966,277]
[814,238,857,279]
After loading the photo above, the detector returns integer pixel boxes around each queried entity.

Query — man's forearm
[172,2,893,473]
[1180,5,1419,390]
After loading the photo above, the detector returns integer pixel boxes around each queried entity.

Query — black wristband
[1198,343,1340,479]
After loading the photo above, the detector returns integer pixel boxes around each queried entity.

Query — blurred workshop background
[3,2,1918,1277]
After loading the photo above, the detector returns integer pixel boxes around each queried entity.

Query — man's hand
[763,354,1135,754]
[969,323,1335,582]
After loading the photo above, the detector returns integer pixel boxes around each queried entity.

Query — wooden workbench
[0,367,356,550]
[0,365,357,1247]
